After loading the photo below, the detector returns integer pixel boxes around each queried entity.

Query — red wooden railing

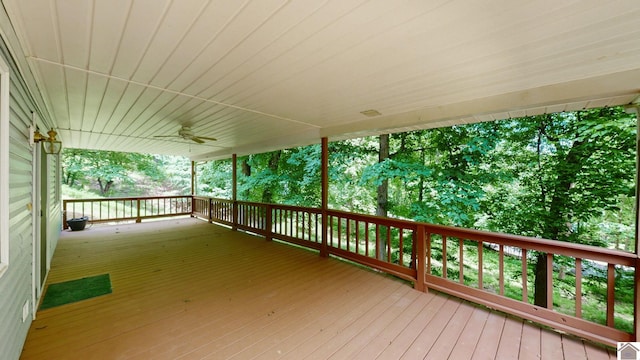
[420,224,637,346]
[63,195,192,229]
[63,195,639,346]
[192,196,638,347]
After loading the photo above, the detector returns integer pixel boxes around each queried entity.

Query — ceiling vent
[360,109,382,117]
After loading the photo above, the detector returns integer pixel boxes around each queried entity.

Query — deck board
[495,316,524,359]
[518,323,541,360]
[447,306,490,360]
[471,311,507,360]
[21,219,615,360]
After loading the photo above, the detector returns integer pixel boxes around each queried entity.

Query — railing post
[190,195,195,218]
[232,153,238,231]
[630,104,640,341]
[635,256,640,341]
[265,204,272,241]
[320,137,329,257]
[136,198,141,223]
[232,201,238,231]
[415,225,426,292]
[62,200,68,230]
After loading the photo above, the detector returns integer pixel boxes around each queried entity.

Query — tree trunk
[533,115,588,307]
[377,134,389,260]
[533,253,547,307]
[98,178,105,195]
[241,159,251,176]
[261,151,281,203]
[104,180,113,195]
[97,178,114,196]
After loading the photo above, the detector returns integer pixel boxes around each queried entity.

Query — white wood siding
[0,6,59,359]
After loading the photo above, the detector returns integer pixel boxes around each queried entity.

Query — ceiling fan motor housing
[178,127,194,139]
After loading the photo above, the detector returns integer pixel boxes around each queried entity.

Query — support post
[191,161,195,196]
[320,137,329,257]
[62,200,68,230]
[136,199,141,223]
[627,104,640,340]
[190,161,196,217]
[232,153,238,231]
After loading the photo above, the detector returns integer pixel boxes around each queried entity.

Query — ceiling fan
[154,125,217,144]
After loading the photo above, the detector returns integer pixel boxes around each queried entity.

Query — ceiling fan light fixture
[154,125,217,144]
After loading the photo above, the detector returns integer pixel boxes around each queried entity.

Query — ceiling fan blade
[197,136,217,141]
[191,137,205,144]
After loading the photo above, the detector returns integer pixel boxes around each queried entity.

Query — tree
[62,149,170,196]
[482,108,636,306]
[376,134,389,260]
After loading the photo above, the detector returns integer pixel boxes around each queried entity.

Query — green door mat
[40,274,112,310]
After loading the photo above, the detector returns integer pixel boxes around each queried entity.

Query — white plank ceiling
[2,0,640,160]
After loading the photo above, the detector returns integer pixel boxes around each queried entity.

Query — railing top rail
[424,223,637,266]
[326,207,637,265]
[194,196,232,202]
[210,198,323,213]
[64,195,192,202]
[327,209,419,229]
[272,203,322,214]
[67,195,637,266]
[235,200,269,207]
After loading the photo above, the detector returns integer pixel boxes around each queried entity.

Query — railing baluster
[375,224,380,260]
[522,249,528,303]
[365,222,369,257]
[329,215,333,246]
[459,238,464,284]
[386,226,391,262]
[426,232,431,274]
[338,217,343,249]
[607,263,615,327]
[546,253,554,309]
[289,209,293,237]
[478,241,483,290]
[442,235,447,279]
[575,258,582,318]
[498,244,504,296]
[398,227,404,266]
[415,226,426,292]
[346,218,350,251]
[355,220,359,254]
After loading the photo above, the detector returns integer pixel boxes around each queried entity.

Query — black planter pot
[67,216,89,231]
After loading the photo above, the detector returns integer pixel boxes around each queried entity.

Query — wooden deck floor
[21,218,615,360]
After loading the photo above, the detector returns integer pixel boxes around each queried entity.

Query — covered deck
[22,218,614,359]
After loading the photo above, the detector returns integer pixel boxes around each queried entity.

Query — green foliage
[481,108,635,246]
[198,107,635,251]
[197,159,232,198]
[62,149,190,197]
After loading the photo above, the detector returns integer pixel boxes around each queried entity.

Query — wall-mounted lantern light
[33,128,62,154]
